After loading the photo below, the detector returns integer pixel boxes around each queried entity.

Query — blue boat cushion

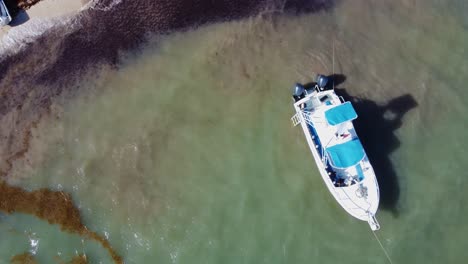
[326,138,365,168]
[325,102,358,126]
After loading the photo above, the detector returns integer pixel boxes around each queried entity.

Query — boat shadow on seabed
[326,74,418,217]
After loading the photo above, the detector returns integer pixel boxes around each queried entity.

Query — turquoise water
[2,1,468,263]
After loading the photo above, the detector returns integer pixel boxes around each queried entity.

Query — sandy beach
[0,0,86,39]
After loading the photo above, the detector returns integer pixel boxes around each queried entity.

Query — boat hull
[292,89,380,230]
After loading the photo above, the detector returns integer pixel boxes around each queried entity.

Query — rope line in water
[372,230,394,264]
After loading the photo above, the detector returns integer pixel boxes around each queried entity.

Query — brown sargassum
[1,181,123,264]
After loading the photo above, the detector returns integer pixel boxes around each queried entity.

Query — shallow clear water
[2,0,468,263]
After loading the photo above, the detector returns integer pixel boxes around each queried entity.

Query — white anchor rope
[371,230,394,264]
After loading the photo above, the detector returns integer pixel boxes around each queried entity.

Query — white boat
[0,0,12,26]
[291,74,380,231]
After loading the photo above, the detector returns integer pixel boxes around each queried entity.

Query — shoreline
[0,0,86,40]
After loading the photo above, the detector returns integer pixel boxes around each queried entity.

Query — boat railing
[302,111,315,126]
[291,111,317,127]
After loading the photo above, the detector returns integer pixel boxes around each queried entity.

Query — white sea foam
[84,0,122,12]
[28,233,39,255]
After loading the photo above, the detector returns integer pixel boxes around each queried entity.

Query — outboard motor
[292,83,305,102]
[316,74,329,91]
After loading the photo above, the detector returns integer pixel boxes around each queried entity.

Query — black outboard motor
[316,74,329,91]
[292,83,305,102]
